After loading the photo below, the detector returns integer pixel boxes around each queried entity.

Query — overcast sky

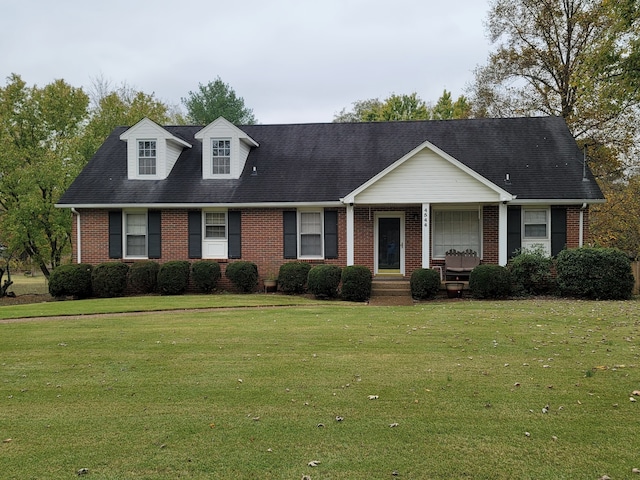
[1,0,493,124]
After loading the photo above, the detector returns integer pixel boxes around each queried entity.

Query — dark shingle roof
[58,116,603,205]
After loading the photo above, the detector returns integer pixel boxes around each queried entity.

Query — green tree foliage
[590,173,640,257]
[334,90,471,122]
[470,0,640,177]
[0,74,89,277]
[182,77,257,125]
[81,78,175,163]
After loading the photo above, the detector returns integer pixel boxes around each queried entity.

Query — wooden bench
[445,249,480,281]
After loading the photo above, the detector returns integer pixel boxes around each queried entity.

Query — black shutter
[506,206,521,259]
[324,210,338,259]
[188,210,202,259]
[228,211,241,259]
[551,207,567,257]
[147,210,161,259]
[108,210,122,259]
[283,211,297,259]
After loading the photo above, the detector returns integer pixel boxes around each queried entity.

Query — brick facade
[71,203,592,288]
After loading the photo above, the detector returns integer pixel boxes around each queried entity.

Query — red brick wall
[70,204,591,287]
[73,207,346,291]
[482,205,499,264]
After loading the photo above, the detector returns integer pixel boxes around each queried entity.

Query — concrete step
[371,277,411,296]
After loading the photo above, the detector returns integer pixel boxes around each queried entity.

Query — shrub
[225,261,258,293]
[278,262,312,294]
[469,264,511,299]
[157,261,191,295]
[191,261,221,293]
[341,265,372,302]
[128,261,159,294]
[410,268,441,300]
[49,263,93,299]
[307,264,342,299]
[91,262,129,298]
[508,248,555,296]
[556,247,634,300]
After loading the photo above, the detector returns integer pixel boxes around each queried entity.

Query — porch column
[498,203,508,266]
[346,204,355,266]
[421,203,430,268]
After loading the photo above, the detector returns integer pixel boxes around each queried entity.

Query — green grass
[1,299,639,479]
[3,272,49,296]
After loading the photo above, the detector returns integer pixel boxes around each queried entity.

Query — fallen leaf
[308,460,320,467]
[632,390,640,396]
[3,438,12,443]
[368,395,379,400]
[389,422,399,428]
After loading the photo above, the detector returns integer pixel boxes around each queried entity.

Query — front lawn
[1,299,639,479]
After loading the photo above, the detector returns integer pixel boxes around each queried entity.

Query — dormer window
[138,140,157,175]
[212,139,231,175]
[120,118,192,180]
[195,117,258,180]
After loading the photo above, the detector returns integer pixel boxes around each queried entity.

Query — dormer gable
[120,117,192,180]
[194,117,259,180]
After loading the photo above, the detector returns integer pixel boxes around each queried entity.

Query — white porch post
[346,204,355,266]
[498,203,508,266]
[421,203,430,268]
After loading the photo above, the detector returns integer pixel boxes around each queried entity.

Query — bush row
[277,262,372,301]
[466,246,634,300]
[49,260,223,299]
[48,260,375,301]
[408,247,634,300]
[47,247,635,301]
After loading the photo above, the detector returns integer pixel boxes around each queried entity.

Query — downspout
[579,203,587,247]
[71,208,81,263]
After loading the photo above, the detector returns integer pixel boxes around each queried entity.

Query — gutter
[71,208,81,263]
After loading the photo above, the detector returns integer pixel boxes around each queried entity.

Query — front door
[376,214,404,274]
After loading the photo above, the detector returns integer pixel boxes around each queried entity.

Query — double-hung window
[299,211,323,257]
[432,208,481,258]
[125,212,147,257]
[205,212,226,239]
[523,209,548,239]
[138,140,156,175]
[212,139,231,175]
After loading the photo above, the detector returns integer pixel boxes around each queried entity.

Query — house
[56,116,604,289]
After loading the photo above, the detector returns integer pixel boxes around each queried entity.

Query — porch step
[371,277,411,297]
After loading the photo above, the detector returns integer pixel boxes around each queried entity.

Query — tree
[470,0,640,176]
[0,74,89,277]
[81,77,177,163]
[182,77,257,125]
[334,91,471,122]
[432,90,472,120]
[590,173,640,258]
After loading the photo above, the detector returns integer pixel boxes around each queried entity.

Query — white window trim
[431,205,482,259]
[202,209,229,259]
[124,209,148,259]
[209,138,232,178]
[298,209,324,259]
[137,139,157,176]
[522,207,550,240]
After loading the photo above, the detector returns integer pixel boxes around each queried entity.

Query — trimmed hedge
[225,261,258,293]
[127,261,159,294]
[307,264,342,299]
[508,249,555,296]
[556,247,634,300]
[49,263,93,299]
[410,268,441,300]
[191,261,221,293]
[91,262,130,298]
[341,265,372,302]
[469,264,511,299]
[278,262,312,294]
[157,261,191,295]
